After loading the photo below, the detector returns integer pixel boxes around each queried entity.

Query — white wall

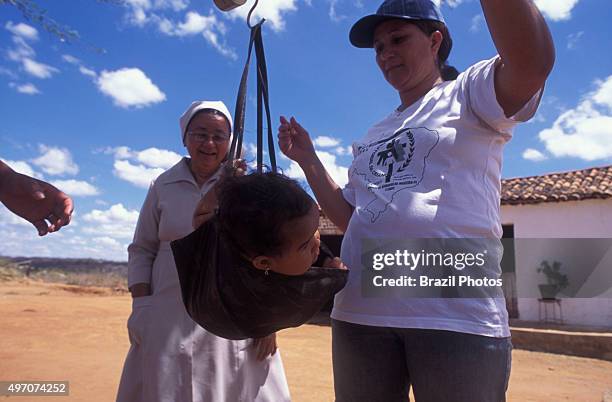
[501,199,612,328]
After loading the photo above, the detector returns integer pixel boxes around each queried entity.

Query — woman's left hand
[220,158,247,179]
[252,333,278,361]
[323,256,348,270]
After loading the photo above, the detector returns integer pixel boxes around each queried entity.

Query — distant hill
[1,256,127,277]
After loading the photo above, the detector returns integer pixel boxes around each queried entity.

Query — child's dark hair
[216,172,316,257]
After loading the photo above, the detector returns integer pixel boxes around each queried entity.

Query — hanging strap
[229,20,277,173]
[228,24,256,165]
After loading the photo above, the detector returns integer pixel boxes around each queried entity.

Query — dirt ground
[1,281,611,402]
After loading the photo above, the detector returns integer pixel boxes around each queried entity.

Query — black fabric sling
[171,19,347,340]
[172,218,347,340]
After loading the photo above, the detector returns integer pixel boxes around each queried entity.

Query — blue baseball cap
[350,0,446,48]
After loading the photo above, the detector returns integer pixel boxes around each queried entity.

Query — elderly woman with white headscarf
[116,101,291,402]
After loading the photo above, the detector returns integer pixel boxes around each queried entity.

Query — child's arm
[192,189,218,229]
[192,159,247,229]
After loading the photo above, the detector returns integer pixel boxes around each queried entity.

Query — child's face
[267,205,321,276]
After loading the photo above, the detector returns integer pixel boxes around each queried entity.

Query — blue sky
[1,0,610,261]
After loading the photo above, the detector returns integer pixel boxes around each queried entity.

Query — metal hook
[247,0,260,28]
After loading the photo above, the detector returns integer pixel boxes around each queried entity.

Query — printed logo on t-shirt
[353,127,439,222]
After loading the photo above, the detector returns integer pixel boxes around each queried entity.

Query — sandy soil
[1,281,611,402]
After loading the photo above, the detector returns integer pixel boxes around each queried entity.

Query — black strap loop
[254,27,277,172]
[229,20,277,173]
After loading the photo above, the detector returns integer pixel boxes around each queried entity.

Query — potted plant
[537,260,569,299]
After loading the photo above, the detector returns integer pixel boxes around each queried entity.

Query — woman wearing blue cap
[279,0,554,400]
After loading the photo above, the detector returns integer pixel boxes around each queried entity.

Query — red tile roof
[501,165,612,205]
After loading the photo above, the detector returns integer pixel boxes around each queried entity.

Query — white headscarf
[179,100,233,145]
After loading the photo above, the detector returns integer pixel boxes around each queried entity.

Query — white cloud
[123,0,189,26]
[79,66,97,78]
[0,66,18,79]
[135,147,183,169]
[314,135,341,148]
[154,11,237,59]
[32,145,79,176]
[328,0,346,22]
[538,76,612,161]
[201,28,237,60]
[5,21,38,41]
[113,159,165,188]
[534,0,580,21]
[131,7,149,26]
[9,82,40,95]
[22,58,59,79]
[61,54,80,65]
[227,0,298,32]
[123,0,153,26]
[244,142,258,159]
[82,203,139,239]
[122,1,236,59]
[285,150,349,187]
[522,148,548,162]
[470,14,484,33]
[0,159,42,178]
[592,77,612,109]
[96,68,166,108]
[432,0,466,8]
[526,111,547,125]
[0,223,129,260]
[241,142,269,166]
[163,0,189,11]
[0,204,130,261]
[334,145,353,156]
[8,36,35,62]
[175,11,216,35]
[61,54,98,78]
[0,205,31,227]
[105,146,135,159]
[106,146,183,169]
[91,236,123,248]
[157,17,175,34]
[567,31,584,50]
[50,179,100,197]
[6,29,58,78]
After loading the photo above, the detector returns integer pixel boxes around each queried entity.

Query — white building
[501,165,612,329]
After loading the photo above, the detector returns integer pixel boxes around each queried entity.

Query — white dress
[116,158,291,402]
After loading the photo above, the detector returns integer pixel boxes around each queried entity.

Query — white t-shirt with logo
[331,56,542,338]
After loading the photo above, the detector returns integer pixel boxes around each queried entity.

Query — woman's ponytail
[413,20,458,81]
[441,64,459,81]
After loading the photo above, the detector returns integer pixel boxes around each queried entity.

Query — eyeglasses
[187,131,230,144]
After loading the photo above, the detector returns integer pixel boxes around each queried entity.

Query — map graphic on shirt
[353,127,439,222]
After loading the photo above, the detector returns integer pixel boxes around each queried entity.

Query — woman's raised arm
[278,116,353,232]
[481,0,555,117]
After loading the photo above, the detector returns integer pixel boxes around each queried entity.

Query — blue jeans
[332,320,512,402]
